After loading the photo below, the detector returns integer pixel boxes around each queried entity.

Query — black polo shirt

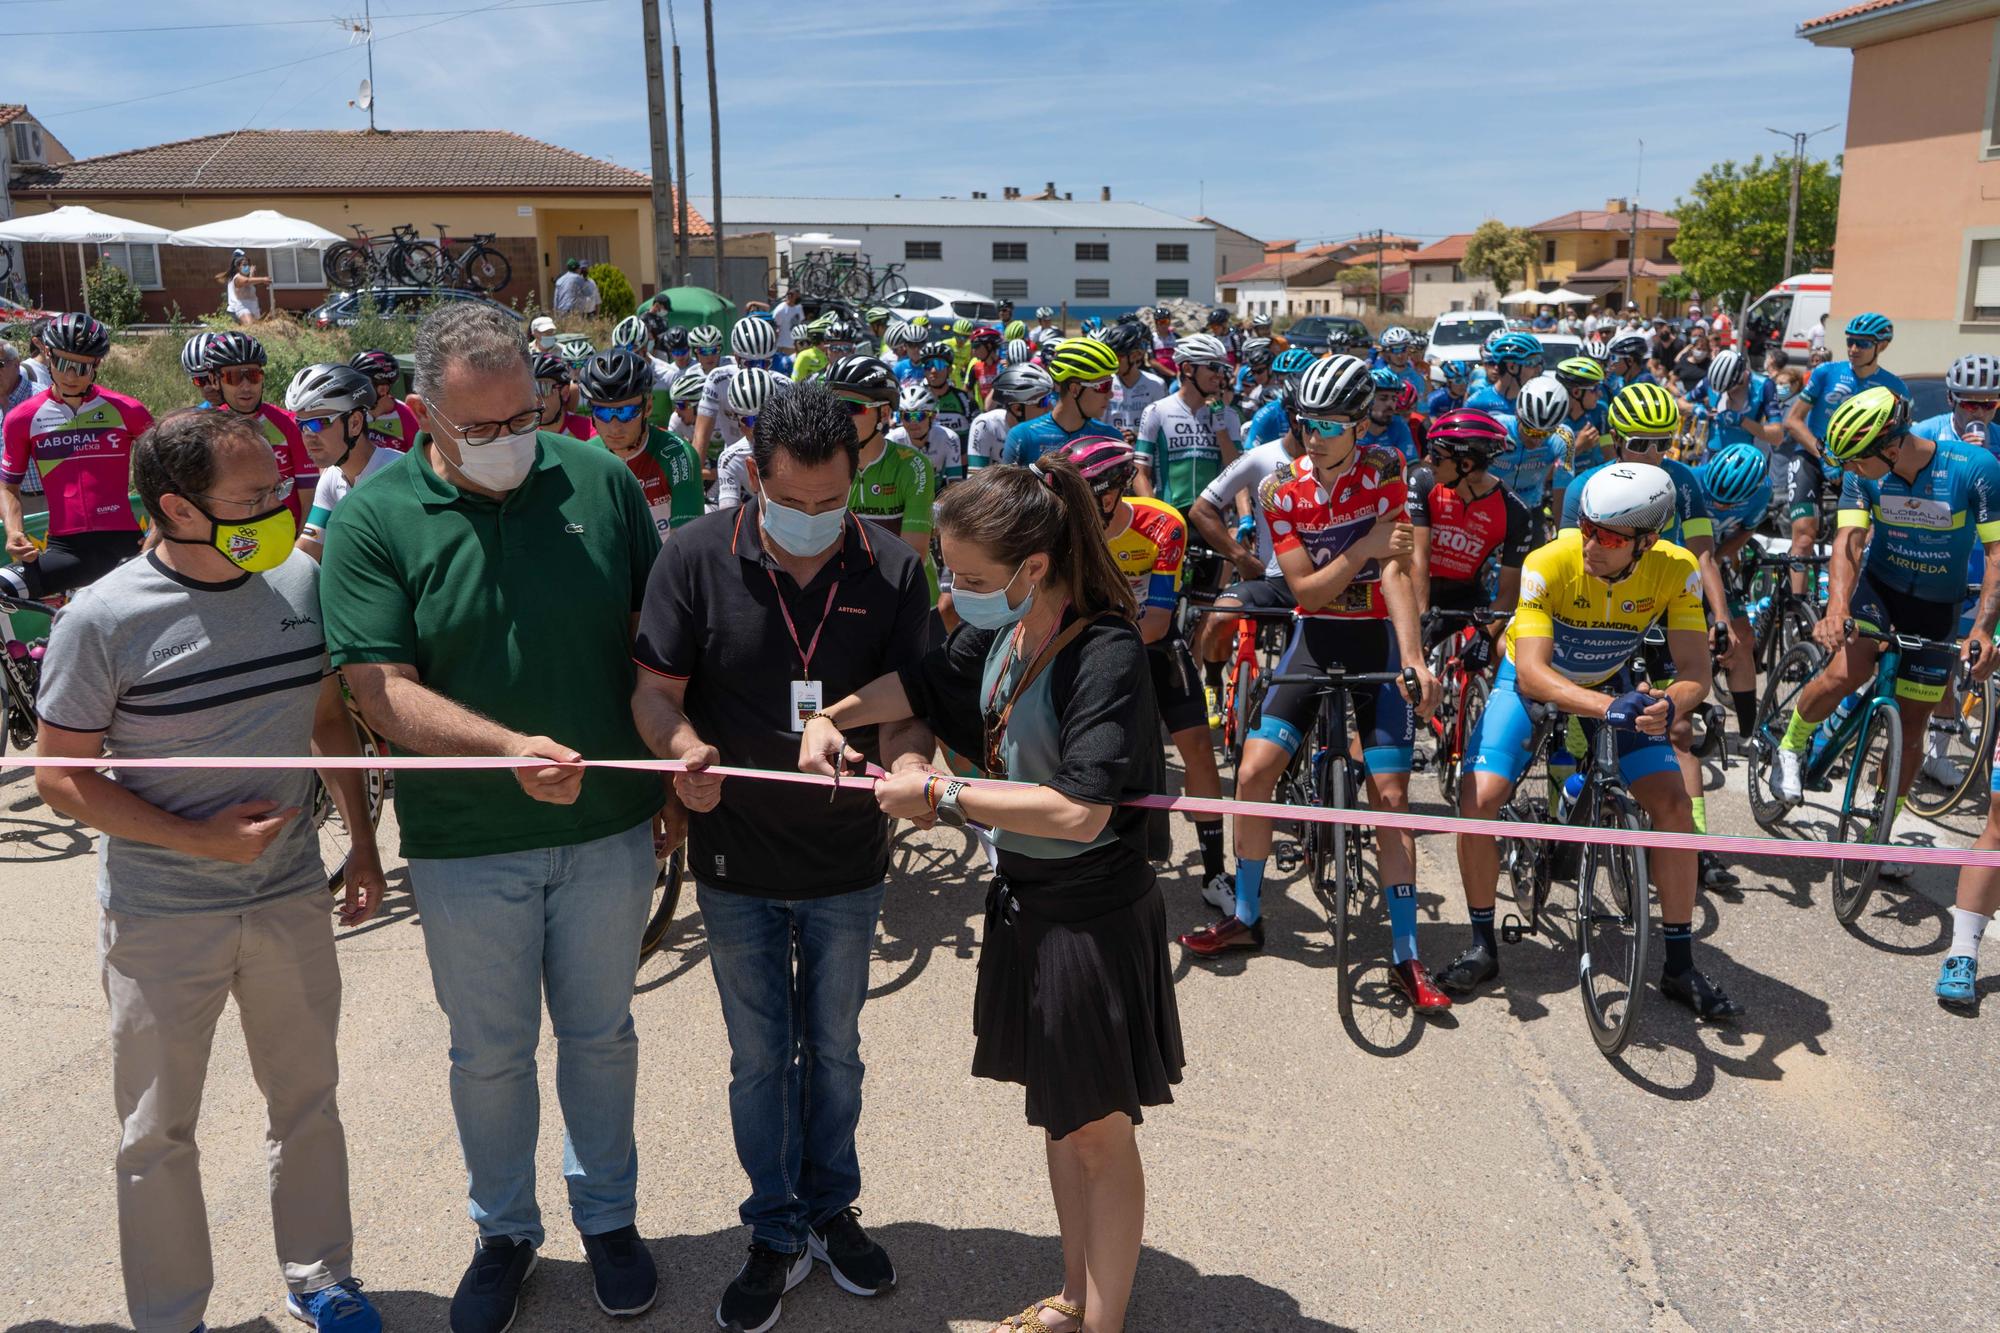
[634,498,931,899]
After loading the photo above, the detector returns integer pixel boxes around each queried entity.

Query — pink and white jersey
[190,401,316,524]
[1,388,153,537]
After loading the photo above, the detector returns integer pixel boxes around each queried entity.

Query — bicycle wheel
[1224,654,1255,769]
[1324,748,1357,1015]
[462,246,512,293]
[323,242,372,292]
[1908,675,1995,819]
[873,271,909,306]
[1306,735,1336,913]
[394,240,442,286]
[1496,796,1551,940]
[1747,640,1825,831]
[1832,702,1902,925]
[638,848,685,965]
[1577,788,1651,1055]
[314,732,385,897]
[1441,670,1489,811]
[1778,601,1817,660]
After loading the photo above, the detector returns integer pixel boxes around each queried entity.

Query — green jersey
[849,438,937,599]
[792,345,829,383]
[613,424,705,544]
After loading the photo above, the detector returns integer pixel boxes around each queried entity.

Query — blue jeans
[697,881,885,1252]
[408,820,656,1248]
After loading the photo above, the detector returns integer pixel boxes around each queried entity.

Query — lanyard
[767,557,842,678]
[983,599,1073,726]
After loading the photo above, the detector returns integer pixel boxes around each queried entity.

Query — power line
[12,0,606,37]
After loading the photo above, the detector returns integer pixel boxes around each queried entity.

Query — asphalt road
[1,747,1995,1333]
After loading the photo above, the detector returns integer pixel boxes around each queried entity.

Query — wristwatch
[934,780,968,828]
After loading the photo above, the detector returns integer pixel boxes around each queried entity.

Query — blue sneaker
[287,1278,382,1333]
[1937,955,1979,1011]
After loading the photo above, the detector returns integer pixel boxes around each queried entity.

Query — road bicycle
[1415,606,1504,809]
[0,588,57,762]
[1909,583,1996,820]
[1739,545,1829,670]
[322,223,432,291]
[401,224,513,293]
[1200,602,1294,771]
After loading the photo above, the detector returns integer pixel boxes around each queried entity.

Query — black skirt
[971,841,1186,1140]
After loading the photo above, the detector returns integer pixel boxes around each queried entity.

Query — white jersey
[1135,393,1242,478]
[772,301,807,351]
[696,361,746,446]
[889,422,962,482]
[649,354,680,387]
[714,440,755,508]
[1108,370,1169,437]
[301,446,397,550]
[967,408,1013,469]
[1198,439,1292,576]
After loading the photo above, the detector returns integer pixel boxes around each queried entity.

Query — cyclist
[1136,332,1242,512]
[965,324,1004,406]
[1004,337,1033,371]
[1446,464,1740,1018]
[1181,355,1448,1014]
[658,324,696,379]
[664,366,708,469]
[579,347,703,544]
[290,363,391,563]
[1937,712,2000,1010]
[865,305,893,358]
[688,323,725,375]
[1773,388,2000,832]
[1356,366,1418,463]
[1234,337,1278,414]
[913,341,979,447]
[1603,332,1652,396]
[1002,337,1121,467]
[1103,320,1170,445]
[1150,307,1178,356]
[1692,348,1781,459]
[348,349,418,452]
[611,313,651,355]
[689,317,775,468]
[889,322,928,383]
[1489,374,1569,539]
[1244,346,1317,449]
[0,313,153,600]
[829,355,937,594]
[888,382,962,483]
[1548,357,1609,521]
[1376,326,1425,398]
[1466,331,1542,414]
[967,361,1055,471]
[1914,352,2000,449]
[641,307,680,383]
[1409,407,1533,653]
[1034,306,1059,339]
[1780,313,1906,595]
[1062,435,1232,905]
[1697,442,1772,743]
[191,330,314,524]
[945,316,976,386]
[1426,359,1474,418]
[532,349,598,440]
[712,366,786,508]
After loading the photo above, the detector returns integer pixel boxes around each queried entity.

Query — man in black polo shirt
[633,384,931,1333]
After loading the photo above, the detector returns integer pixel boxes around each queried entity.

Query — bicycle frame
[1798,636,1913,793]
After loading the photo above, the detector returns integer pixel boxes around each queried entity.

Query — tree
[83,261,143,331]
[588,262,637,321]
[1671,154,1840,307]
[1464,220,1536,297]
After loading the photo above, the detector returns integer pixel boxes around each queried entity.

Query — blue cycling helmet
[1703,442,1770,509]
[1845,312,1894,341]
[1442,359,1474,384]
[1080,315,1104,333]
[1368,366,1403,391]
[1273,347,1317,376]
[1491,331,1544,367]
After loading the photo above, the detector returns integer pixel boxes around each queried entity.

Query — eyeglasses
[187,475,296,512]
[693,345,721,356]
[837,397,879,416]
[1620,434,1673,454]
[740,414,758,431]
[1579,515,1640,549]
[218,366,264,387]
[298,415,346,435]
[426,397,542,445]
[589,403,647,423]
[902,409,932,422]
[50,353,99,377]
[1955,397,2000,411]
[1847,337,1877,351]
[1299,417,1350,438]
[534,379,565,396]
[1080,378,1113,394]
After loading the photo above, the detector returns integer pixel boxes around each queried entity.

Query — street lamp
[1766,123,1841,279]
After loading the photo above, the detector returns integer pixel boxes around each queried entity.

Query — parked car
[1533,331,1585,369]
[884,285,1002,324]
[1282,314,1371,353]
[304,285,523,329]
[1425,310,1507,382]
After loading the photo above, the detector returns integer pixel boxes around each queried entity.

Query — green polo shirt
[320,432,664,860]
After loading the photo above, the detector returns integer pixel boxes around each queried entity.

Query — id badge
[788,679,823,733]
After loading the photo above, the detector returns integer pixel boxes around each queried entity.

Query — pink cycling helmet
[1055,435,1139,494]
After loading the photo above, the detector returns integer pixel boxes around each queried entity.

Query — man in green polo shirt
[319,302,665,1333]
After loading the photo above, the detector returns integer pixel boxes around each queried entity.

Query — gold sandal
[998,1296,1084,1332]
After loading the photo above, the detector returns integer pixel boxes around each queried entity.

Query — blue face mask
[759,491,847,557]
[954,560,1034,630]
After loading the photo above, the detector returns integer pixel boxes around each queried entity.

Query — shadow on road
[0,811,91,863]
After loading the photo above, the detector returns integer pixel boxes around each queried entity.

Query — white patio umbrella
[1539,286,1593,306]
[167,209,344,251]
[0,205,177,314]
[1497,288,1546,306]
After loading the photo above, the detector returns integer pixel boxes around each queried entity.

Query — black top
[634,499,932,899]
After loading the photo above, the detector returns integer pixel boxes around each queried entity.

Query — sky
[9,0,1855,246]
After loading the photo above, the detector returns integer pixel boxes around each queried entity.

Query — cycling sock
[1950,906,1988,961]
[1690,795,1707,835]
[1732,690,1758,737]
[1470,905,1498,954]
[1234,858,1267,926]
[1195,819,1225,880]
[1781,707,1816,753]
[1387,882,1418,964]
[1662,921,1694,977]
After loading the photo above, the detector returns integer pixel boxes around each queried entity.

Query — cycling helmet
[1100,321,1150,357]
[992,362,1056,406]
[1393,381,1420,414]
[1379,326,1413,351]
[43,312,111,359]
[898,383,936,416]
[1241,338,1275,371]
[823,354,900,404]
[919,341,954,367]
[1844,312,1894,341]
[1206,307,1231,327]
[531,350,572,384]
[1482,330,1508,358]
[864,305,891,326]
[1035,307,1055,320]
[1824,386,1910,461]
[199,329,267,371]
[1003,319,1027,341]
[284,363,375,419]
[1705,349,1747,394]
[952,317,975,337]
[1580,463,1677,534]
[1057,435,1139,495]
[611,315,650,349]
[1046,336,1120,384]
[1582,335,1611,360]
[1427,408,1510,461]
[660,325,691,355]
[579,347,656,402]
[1606,333,1650,365]
[1272,347,1317,377]
[969,324,1003,348]
[1553,356,1606,390]
[1250,313,1272,330]
[349,348,399,383]
[1293,354,1374,418]
[688,323,723,348]
[1031,324,1064,346]
[1174,333,1231,370]
[180,331,217,377]
[641,306,675,339]
[727,366,784,418]
[556,334,596,368]
[1006,338,1031,366]
[1367,366,1403,393]
[1490,331,1543,368]
[1703,443,1770,508]
[1442,359,1475,385]
[1515,375,1569,432]
[889,321,923,350]
[669,366,707,405]
[1606,380,1681,437]
[1947,353,2000,396]
[730,317,777,360]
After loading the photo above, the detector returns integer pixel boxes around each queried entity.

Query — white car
[885,285,1003,324]
[1425,310,1507,383]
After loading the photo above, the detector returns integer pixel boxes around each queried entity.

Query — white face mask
[537,334,559,350]
[449,429,538,490]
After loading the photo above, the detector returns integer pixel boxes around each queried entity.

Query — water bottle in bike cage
[1554,772,1586,825]
[1810,691,1862,765]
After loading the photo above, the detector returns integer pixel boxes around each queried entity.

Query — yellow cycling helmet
[1046,336,1121,384]
[1824,385,1911,462]
[1606,380,1681,438]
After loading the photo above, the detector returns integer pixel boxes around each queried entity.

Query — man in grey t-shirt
[35,410,386,1333]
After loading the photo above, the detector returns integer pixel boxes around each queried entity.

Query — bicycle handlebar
[1422,606,1507,628]
[1187,603,1299,622]
[1847,620,1977,660]
[1272,665,1420,700]
[0,591,61,619]
[1743,547,1831,568]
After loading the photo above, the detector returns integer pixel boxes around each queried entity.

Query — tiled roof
[1218,254,1344,286]
[1800,0,1921,29]
[1566,258,1684,281]
[0,106,26,129]
[1411,233,1473,264]
[1262,238,1299,253]
[22,128,668,198]
[1530,207,1678,233]
[1342,270,1412,296]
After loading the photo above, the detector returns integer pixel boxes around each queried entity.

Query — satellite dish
[356,78,373,110]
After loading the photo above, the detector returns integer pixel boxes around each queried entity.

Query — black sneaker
[807,1207,896,1296]
[1434,941,1499,996]
[580,1224,658,1317]
[1662,967,1744,1022]
[1699,852,1741,893]
[451,1237,537,1333]
[715,1243,809,1333]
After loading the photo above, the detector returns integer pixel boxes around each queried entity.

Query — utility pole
[703,0,723,293]
[669,5,691,285]
[1374,227,1385,315]
[640,1,676,300]
[1767,123,1840,280]
[1627,139,1642,314]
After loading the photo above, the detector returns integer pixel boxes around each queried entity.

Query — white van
[1744,273,1833,366]
[1425,310,1507,382]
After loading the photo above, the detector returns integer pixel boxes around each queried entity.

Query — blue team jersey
[1002,412,1119,466]
[1489,414,1565,509]
[1911,412,1991,450]
[1425,387,1464,417]
[1354,416,1416,464]
[1696,461,1772,543]
[1800,361,1907,444]
[1561,456,1715,548]
[1836,435,2000,601]
[1700,373,1775,451]
[1465,383,1513,414]
[1245,397,1291,448]
[1554,408,1610,488]
[893,357,923,385]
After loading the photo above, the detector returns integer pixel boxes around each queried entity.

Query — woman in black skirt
[800,455,1181,1333]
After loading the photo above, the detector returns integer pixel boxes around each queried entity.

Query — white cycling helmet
[1514,375,1569,433]
[611,315,649,349]
[1006,338,1031,366]
[689,324,723,348]
[726,365,785,417]
[1293,354,1374,418]
[730,318,777,361]
[668,366,707,405]
[898,383,936,415]
[1580,463,1677,534]
[1034,306,1055,320]
[1706,349,1747,393]
[1379,325,1413,350]
[284,362,374,419]
[1174,332,1231,370]
[1947,353,2000,396]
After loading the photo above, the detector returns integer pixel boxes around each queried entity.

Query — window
[1075,242,1109,262]
[98,242,161,290]
[990,278,1029,301]
[1985,22,2000,158]
[1450,299,1465,312]
[1614,238,1631,259]
[992,241,1027,262]
[1156,243,1189,263]
[1451,263,1464,282]
[905,240,942,261]
[1658,238,1673,262]
[265,246,326,289]
[1155,278,1189,299]
[1969,238,2000,320]
[1075,278,1110,300]
[1543,240,1556,264]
